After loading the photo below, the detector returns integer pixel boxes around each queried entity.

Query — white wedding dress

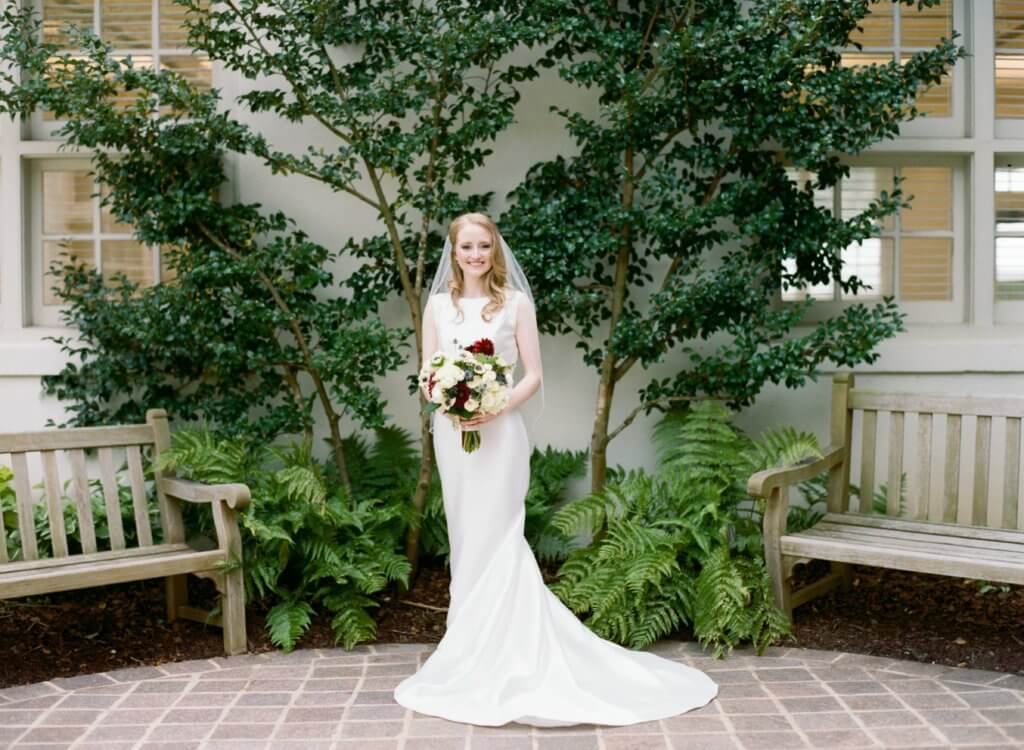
[393,289,719,727]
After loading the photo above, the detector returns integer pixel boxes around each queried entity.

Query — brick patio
[0,642,1022,749]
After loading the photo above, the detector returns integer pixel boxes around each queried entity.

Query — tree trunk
[400,407,435,594]
[591,146,636,493]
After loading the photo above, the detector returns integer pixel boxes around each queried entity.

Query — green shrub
[548,401,827,658]
[154,426,413,651]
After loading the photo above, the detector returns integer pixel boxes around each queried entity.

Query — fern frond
[266,598,315,651]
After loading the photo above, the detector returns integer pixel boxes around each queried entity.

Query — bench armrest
[747,445,845,500]
[159,477,251,511]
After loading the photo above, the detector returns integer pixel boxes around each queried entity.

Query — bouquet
[419,337,512,452]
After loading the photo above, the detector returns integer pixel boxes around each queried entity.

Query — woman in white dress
[393,212,719,727]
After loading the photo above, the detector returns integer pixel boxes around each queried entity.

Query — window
[31,160,176,326]
[996,0,1024,118]
[37,0,211,128]
[783,161,962,323]
[845,0,960,135]
[996,164,1024,302]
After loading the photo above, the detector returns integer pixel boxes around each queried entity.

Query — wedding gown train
[393,289,719,727]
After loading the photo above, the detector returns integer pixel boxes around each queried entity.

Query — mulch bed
[1,558,1021,689]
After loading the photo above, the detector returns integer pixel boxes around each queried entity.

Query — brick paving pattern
[0,641,1022,749]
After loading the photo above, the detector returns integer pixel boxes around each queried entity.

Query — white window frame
[29,0,211,140]
[844,0,968,138]
[29,157,164,327]
[782,154,967,325]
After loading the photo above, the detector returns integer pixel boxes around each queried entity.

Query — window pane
[997,55,1024,117]
[102,239,154,293]
[42,0,94,47]
[159,0,208,47]
[160,54,212,91]
[841,237,894,300]
[996,166,1024,231]
[899,53,952,117]
[901,0,952,48]
[781,258,834,301]
[43,239,94,305]
[43,171,93,234]
[107,54,155,111]
[99,182,134,234]
[785,167,834,212]
[101,0,152,48]
[900,167,952,231]
[848,2,893,48]
[900,237,953,300]
[159,245,179,283]
[996,237,1024,300]
[996,0,1024,47]
[841,167,895,231]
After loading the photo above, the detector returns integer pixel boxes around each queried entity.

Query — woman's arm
[507,292,543,412]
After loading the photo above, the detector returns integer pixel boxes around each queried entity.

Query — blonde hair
[445,212,512,323]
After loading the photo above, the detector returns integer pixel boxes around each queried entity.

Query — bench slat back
[836,377,1024,531]
[0,410,180,563]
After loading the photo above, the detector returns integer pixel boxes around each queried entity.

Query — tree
[1,1,547,578]
[501,0,965,491]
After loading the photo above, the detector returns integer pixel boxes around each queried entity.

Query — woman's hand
[459,408,504,430]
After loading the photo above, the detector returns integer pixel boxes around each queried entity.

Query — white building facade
[0,1,1021,481]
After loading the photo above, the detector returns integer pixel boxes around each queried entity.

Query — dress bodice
[430,289,520,368]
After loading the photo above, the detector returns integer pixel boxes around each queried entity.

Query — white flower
[483,369,497,382]
[430,352,445,366]
[465,398,479,412]
[431,386,446,405]
[437,362,463,388]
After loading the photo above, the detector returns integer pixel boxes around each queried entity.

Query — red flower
[427,372,436,396]
[467,337,495,356]
[453,381,471,408]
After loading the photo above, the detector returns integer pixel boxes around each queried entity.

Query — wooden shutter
[43,171,93,234]
[901,0,952,48]
[101,0,152,47]
[102,239,154,294]
[42,0,94,47]
[43,240,95,305]
[848,2,893,48]
[996,1,1024,117]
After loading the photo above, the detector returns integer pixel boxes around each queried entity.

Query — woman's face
[454,224,493,282]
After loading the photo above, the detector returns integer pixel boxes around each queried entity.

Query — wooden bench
[0,408,250,654]
[748,372,1024,622]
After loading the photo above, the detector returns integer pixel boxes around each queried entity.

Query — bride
[393,212,719,727]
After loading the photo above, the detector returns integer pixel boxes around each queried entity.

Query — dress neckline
[448,290,515,301]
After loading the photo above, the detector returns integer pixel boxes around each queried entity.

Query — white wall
[2,12,1023,499]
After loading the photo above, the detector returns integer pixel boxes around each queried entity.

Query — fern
[546,400,802,657]
[266,597,315,651]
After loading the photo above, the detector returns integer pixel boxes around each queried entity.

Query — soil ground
[1,559,1021,689]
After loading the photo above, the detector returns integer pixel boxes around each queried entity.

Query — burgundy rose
[453,381,471,408]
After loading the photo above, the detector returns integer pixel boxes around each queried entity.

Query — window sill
[794,323,1024,373]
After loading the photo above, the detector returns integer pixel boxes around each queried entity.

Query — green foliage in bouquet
[153,426,414,652]
[549,401,826,658]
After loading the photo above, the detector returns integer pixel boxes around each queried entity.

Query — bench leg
[222,566,247,655]
[166,574,188,621]
[764,550,794,623]
[833,561,854,591]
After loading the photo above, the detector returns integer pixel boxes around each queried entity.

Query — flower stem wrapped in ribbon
[419,337,512,452]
